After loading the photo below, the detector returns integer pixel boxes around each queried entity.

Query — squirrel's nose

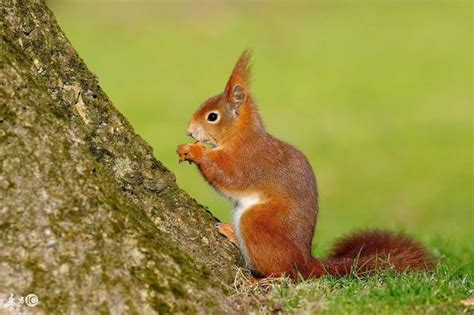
[186,127,194,138]
[186,124,196,138]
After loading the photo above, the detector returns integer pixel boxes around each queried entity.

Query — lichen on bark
[0,1,240,313]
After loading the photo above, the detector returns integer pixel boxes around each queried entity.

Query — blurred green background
[49,1,472,252]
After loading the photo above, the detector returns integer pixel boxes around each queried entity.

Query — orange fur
[177,51,433,279]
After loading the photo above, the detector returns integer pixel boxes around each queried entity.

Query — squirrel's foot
[215,223,238,246]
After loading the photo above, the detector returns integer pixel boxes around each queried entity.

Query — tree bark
[0,1,240,313]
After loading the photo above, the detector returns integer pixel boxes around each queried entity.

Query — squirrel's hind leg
[216,223,238,246]
[240,203,311,279]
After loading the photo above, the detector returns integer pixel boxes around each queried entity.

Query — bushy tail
[307,230,433,278]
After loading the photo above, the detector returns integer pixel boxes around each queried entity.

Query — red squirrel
[176,50,433,279]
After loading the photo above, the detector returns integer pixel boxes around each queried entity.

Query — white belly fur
[232,194,262,271]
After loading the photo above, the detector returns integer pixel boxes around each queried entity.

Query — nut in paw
[176,143,205,163]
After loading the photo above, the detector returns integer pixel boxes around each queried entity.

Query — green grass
[232,253,472,314]
[50,1,472,313]
[227,239,473,314]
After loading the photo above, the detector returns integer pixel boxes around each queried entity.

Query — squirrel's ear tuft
[225,49,252,112]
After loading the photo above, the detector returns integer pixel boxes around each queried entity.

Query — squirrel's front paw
[176,143,205,164]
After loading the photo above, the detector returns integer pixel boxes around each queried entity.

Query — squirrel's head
[186,50,262,148]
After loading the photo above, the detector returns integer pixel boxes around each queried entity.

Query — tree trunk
[0,1,241,313]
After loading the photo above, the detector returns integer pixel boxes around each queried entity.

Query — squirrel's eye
[207,112,219,122]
